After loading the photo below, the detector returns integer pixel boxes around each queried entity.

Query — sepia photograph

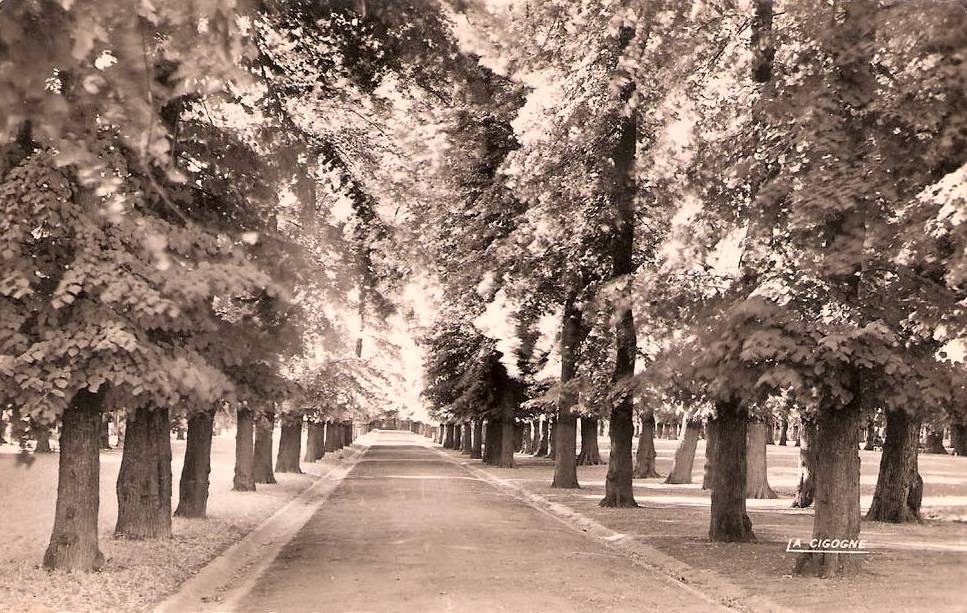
[1,0,966,611]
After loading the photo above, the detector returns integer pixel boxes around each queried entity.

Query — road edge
[153,435,374,613]
[427,441,797,613]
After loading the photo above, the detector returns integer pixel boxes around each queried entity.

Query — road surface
[239,430,720,612]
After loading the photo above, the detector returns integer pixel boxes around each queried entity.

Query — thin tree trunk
[175,410,215,518]
[863,417,877,451]
[233,408,256,492]
[577,416,603,465]
[547,418,556,459]
[792,419,817,508]
[665,418,701,484]
[100,415,112,449]
[795,401,863,577]
[253,411,276,484]
[461,421,472,454]
[471,419,483,459]
[535,417,550,457]
[276,418,303,473]
[552,287,584,489]
[34,420,53,453]
[499,391,516,468]
[702,420,717,489]
[746,419,777,499]
[634,408,661,479]
[709,399,755,542]
[116,408,172,539]
[778,415,788,446]
[44,388,105,571]
[866,409,922,523]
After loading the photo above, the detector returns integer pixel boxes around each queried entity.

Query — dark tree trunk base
[577,416,603,465]
[175,410,214,518]
[709,399,755,543]
[233,408,256,492]
[253,412,276,485]
[276,419,303,474]
[44,389,105,571]
[665,420,701,484]
[866,410,922,523]
[551,413,578,488]
[792,420,817,509]
[116,408,172,539]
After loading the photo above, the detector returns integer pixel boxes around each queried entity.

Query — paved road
[239,431,718,613]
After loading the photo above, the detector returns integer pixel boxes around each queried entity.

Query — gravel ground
[0,431,347,613]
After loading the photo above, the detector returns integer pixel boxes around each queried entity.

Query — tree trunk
[34,421,53,453]
[552,283,587,489]
[444,423,455,449]
[765,416,775,445]
[499,393,516,468]
[665,419,701,484]
[795,401,863,577]
[471,419,483,459]
[746,420,777,499]
[303,422,321,462]
[633,408,661,479]
[485,419,503,465]
[792,419,817,508]
[233,408,256,492]
[44,388,105,571]
[577,416,603,465]
[778,416,788,446]
[330,421,345,450]
[535,417,549,457]
[702,420,717,489]
[924,426,947,454]
[276,418,303,473]
[175,410,215,518]
[708,399,755,542]
[100,415,112,449]
[253,411,276,484]
[547,419,556,459]
[952,422,967,456]
[461,421,472,454]
[866,409,922,523]
[324,421,339,452]
[116,408,172,539]
[863,417,877,451]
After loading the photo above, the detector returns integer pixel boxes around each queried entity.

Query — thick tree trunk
[708,399,755,542]
[303,422,321,462]
[34,421,53,453]
[535,418,550,457]
[471,419,483,459]
[44,389,105,571]
[484,419,503,465]
[577,416,603,465]
[633,408,661,479]
[866,410,922,523]
[702,421,717,489]
[324,421,339,453]
[795,402,863,577]
[330,422,345,450]
[276,418,303,473]
[863,417,877,451]
[116,408,172,539]
[253,411,276,484]
[461,421,472,454]
[792,419,817,508]
[746,420,777,499]
[174,410,215,518]
[952,422,967,456]
[924,426,948,454]
[665,419,701,484]
[233,408,256,492]
[778,416,788,446]
[443,423,455,449]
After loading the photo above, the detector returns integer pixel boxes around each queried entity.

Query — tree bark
[276,418,303,473]
[866,409,922,523]
[499,391,516,468]
[795,402,863,577]
[952,422,967,456]
[233,408,256,492]
[577,416,603,465]
[116,407,172,539]
[792,419,817,508]
[443,423,455,449]
[709,399,755,542]
[253,411,276,484]
[665,418,701,484]
[862,417,876,451]
[924,426,947,454]
[552,288,584,489]
[702,420,716,489]
[34,420,53,453]
[778,415,788,446]
[746,419,777,499]
[634,408,661,479]
[100,415,112,449]
[471,419,483,459]
[330,421,345,450]
[535,417,549,457]
[44,388,105,571]
[484,419,503,465]
[461,421,472,454]
[325,421,340,452]
[174,410,215,518]
[303,421,322,462]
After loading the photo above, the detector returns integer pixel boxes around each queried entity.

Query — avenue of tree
[1,0,965,581]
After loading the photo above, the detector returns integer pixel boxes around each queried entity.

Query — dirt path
[238,430,724,612]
